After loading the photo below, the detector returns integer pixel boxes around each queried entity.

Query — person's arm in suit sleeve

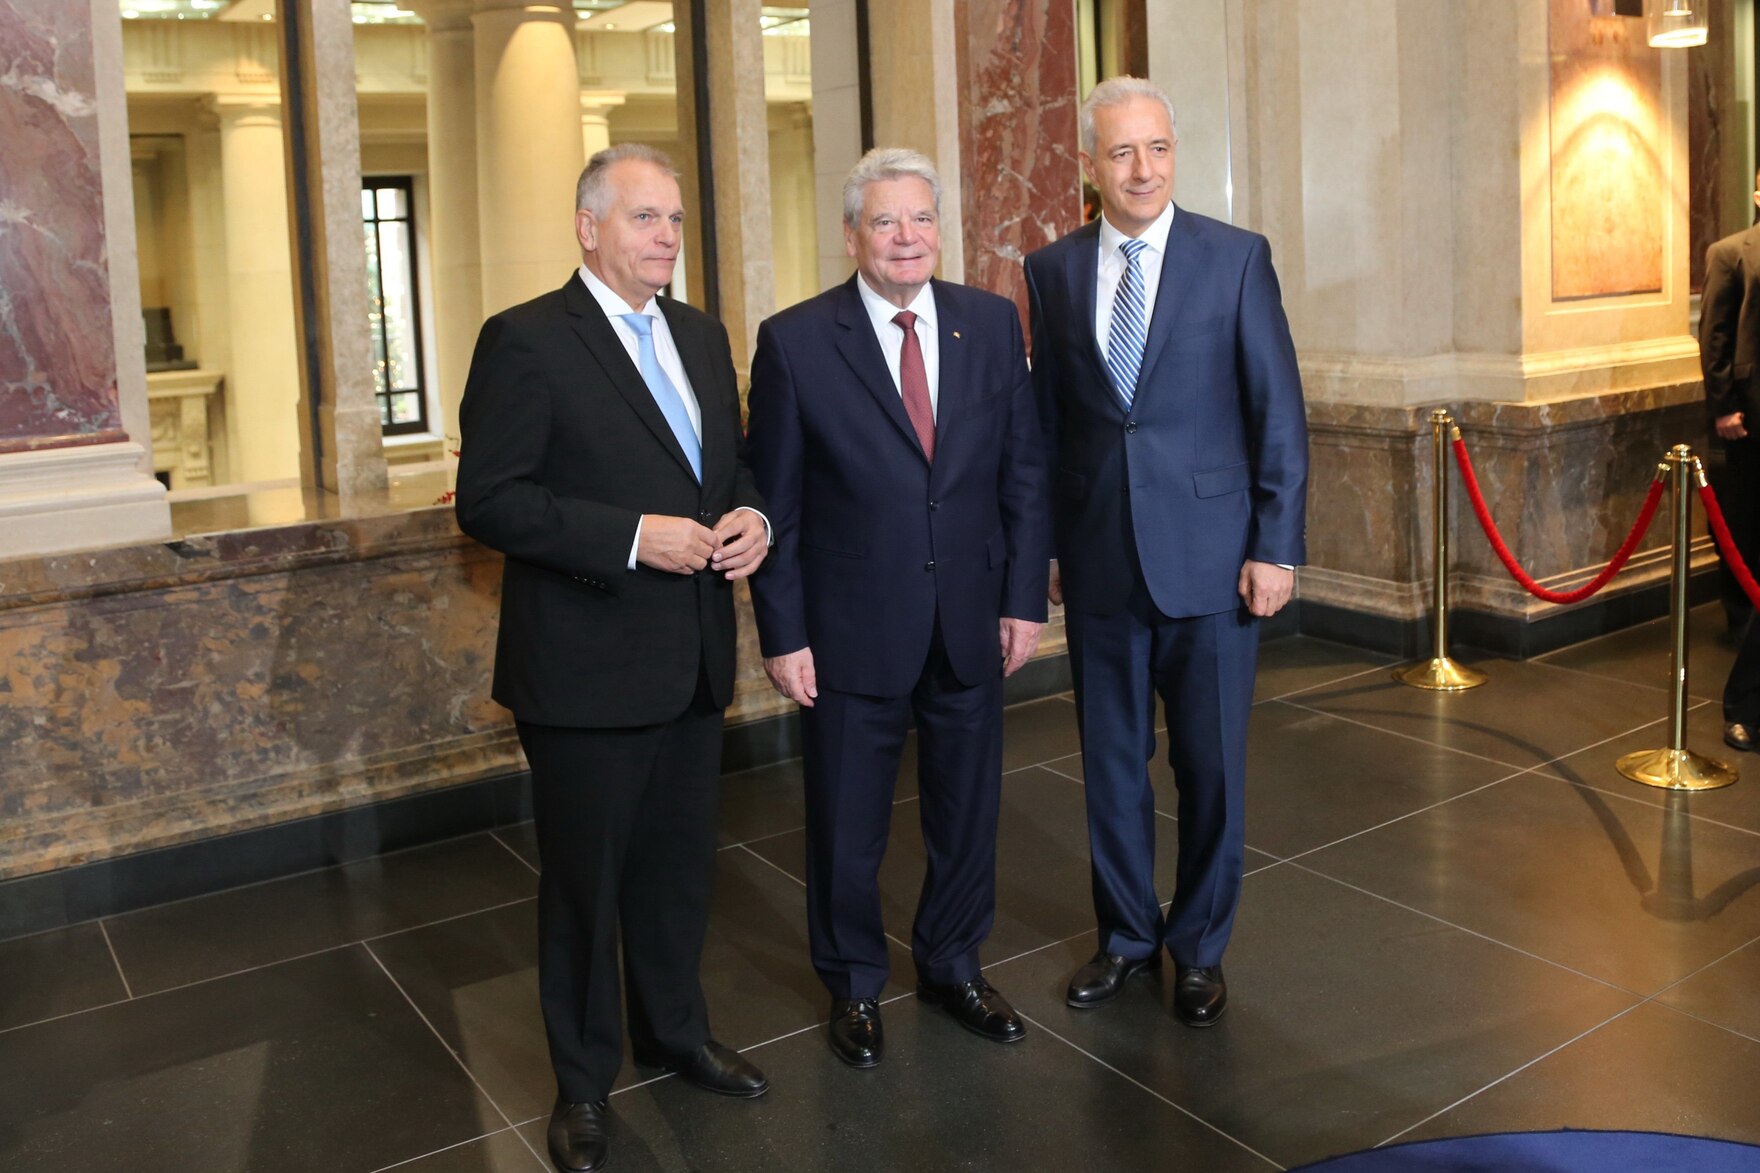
[745,319,817,705]
[1236,234,1309,570]
[1701,244,1745,429]
[1024,258,1065,607]
[454,314,640,592]
[997,300,1053,675]
[704,317,772,579]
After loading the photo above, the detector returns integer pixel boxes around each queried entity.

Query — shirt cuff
[736,506,774,546]
[627,516,643,571]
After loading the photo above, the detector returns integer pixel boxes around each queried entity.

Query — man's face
[844,176,941,305]
[1081,95,1177,237]
[576,159,684,308]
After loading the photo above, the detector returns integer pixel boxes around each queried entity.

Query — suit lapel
[563,274,699,486]
[930,278,966,459]
[1063,220,1108,385]
[833,276,930,462]
[1131,205,1208,403]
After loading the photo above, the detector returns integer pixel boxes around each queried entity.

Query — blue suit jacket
[1024,208,1308,618]
[746,276,1051,698]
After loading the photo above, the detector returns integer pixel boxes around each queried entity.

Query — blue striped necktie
[1105,237,1150,409]
[620,313,701,482]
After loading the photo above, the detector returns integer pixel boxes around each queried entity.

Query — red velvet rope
[1452,436,1664,605]
[1699,481,1760,611]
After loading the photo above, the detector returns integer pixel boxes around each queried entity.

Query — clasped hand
[637,511,768,579]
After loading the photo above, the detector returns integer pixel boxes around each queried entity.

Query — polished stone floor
[4,609,1760,1171]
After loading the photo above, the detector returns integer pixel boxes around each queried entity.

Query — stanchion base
[1615,747,1739,791]
[1393,657,1488,691]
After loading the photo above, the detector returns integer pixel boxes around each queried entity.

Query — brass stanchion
[1615,444,1737,790]
[1395,409,1487,691]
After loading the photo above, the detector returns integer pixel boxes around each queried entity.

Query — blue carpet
[1293,1130,1760,1172]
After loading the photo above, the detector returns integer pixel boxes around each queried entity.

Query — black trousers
[800,619,1003,1001]
[516,672,723,1104]
[1708,435,1760,630]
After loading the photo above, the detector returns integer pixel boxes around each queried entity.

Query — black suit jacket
[455,274,763,728]
[746,276,1050,698]
[1702,224,1760,425]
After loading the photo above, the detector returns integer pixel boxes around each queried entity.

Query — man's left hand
[1238,560,1294,618]
[1000,618,1043,677]
[711,510,769,580]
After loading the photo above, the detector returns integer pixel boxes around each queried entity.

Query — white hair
[575,144,678,216]
[1079,76,1179,156]
[842,147,942,227]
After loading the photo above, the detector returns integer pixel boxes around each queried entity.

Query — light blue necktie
[1105,237,1150,409]
[620,313,701,482]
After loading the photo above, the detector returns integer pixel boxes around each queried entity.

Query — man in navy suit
[747,147,1051,1068]
[1024,77,1308,1027]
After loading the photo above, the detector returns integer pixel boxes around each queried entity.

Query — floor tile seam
[489,830,541,877]
[732,844,950,957]
[1520,770,1760,844]
[1371,1000,1648,1150]
[95,917,135,1000]
[1533,614,1667,662]
[364,1125,534,1173]
[1015,1010,1286,1171]
[361,940,547,1166]
[1272,700,1542,773]
[1520,656,1678,697]
[716,793,929,855]
[1273,772,1528,869]
[1258,658,1403,705]
[1037,759,1290,868]
[1285,860,1648,998]
[1636,996,1760,1049]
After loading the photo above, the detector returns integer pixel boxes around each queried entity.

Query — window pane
[361,188,376,220]
[390,391,422,424]
[375,185,408,221]
[375,220,420,393]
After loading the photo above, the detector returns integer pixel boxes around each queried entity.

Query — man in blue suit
[747,148,1051,1068]
[1025,77,1308,1027]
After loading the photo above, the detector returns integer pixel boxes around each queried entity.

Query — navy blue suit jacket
[746,276,1051,698]
[1024,208,1308,617]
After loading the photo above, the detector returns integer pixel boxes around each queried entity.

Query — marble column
[952,0,1082,319]
[580,89,626,159]
[208,95,303,485]
[867,0,967,281]
[412,0,482,446]
[472,0,585,317]
[0,0,169,556]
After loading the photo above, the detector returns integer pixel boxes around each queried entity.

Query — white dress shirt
[856,273,940,418]
[575,265,767,568]
[1094,201,1176,354]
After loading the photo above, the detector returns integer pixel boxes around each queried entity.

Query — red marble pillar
[0,2,126,454]
[954,0,1084,327]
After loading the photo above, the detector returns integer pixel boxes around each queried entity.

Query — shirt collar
[1098,200,1176,261]
[856,272,937,332]
[577,263,659,320]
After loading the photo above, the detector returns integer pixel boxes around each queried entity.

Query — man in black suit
[1703,171,1760,749]
[455,144,769,1173]
[746,148,1050,1069]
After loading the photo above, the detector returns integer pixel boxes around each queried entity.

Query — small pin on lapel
[952,331,961,339]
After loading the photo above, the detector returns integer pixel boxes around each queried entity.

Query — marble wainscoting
[1300,385,1714,655]
[0,505,1068,881]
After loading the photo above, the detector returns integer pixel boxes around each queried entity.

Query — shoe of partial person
[1066,949,1161,1008]
[916,976,1027,1043]
[828,997,884,1067]
[1173,964,1227,1027]
[1726,722,1756,753]
[547,1097,609,1173]
[636,1039,769,1097]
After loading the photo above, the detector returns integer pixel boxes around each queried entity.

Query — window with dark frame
[361,177,430,436]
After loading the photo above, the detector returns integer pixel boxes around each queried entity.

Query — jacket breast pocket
[1162,317,1224,351]
[802,536,866,559]
[1193,462,1250,498]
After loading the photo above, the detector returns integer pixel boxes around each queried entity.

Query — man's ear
[575,208,597,255]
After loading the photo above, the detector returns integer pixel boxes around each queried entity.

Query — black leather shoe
[1066,949,1161,1008]
[637,1040,769,1097]
[547,1097,609,1173]
[828,998,883,1067]
[916,977,1026,1043]
[1726,722,1756,753]
[1173,964,1227,1027]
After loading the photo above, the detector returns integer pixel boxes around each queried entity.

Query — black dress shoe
[1173,964,1227,1027]
[828,998,883,1068]
[637,1040,769,1097]
[1066,949,1161,1008]
[1726,722,1756,753]
[917,977,1026,1043]
[547,1097,609,1173]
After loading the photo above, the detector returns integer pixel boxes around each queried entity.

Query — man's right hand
[763,647,818,708]
[1718,412,1749,441]
[1048,562,1063,606]
[637,515,718,574]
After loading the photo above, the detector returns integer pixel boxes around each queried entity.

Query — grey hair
[575,144,679,216]
[1079,76,1179,156]
[842,147,942,227]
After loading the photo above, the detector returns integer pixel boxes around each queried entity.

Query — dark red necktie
[892,310,935,463]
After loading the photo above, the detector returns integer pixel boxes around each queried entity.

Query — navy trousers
[1066,576,1257,968]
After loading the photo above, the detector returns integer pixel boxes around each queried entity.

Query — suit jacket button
[924,561,935,571]
[928,500,939,511]
[1124,421,1139,434]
